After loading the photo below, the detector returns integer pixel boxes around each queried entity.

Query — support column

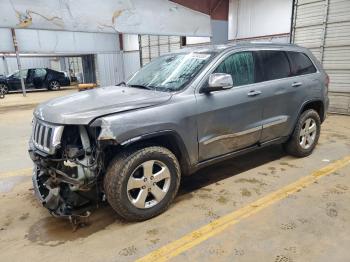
[11,28,26,97]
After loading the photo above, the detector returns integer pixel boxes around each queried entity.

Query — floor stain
[119,245,137,256]
[149,238,160,245]
[280,222,296,230]
[206,210,220,220]
[26,206,120,245]
[241,188,252,197]
[19,212,29,220]
[336,184,348,191]
[197,193,213,200]
[146,228,159,236]
[326,202,338,218]
[279,162,299,168]
[209,247,225,256]
[2,215,13,228]
[275,255,293,262]
[284,246,297,254]
[216,195,229,204]
[233,248,245,256]
[235,178,267,186]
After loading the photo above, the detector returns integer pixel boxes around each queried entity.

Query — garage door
[292,0,350,114]
[139,35,181,66]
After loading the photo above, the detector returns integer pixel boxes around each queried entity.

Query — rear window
[257,50,291,81]
[287,51,317,76]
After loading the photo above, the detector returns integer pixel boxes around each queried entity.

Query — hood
[34,86,172,125]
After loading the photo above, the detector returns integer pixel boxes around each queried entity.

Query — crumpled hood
[34,86,172,125]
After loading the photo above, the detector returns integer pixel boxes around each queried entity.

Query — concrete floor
[0,101,349,261]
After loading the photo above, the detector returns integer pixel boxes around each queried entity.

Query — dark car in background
[0,68,70,93]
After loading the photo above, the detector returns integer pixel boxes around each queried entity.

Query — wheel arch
[299,99,325,123]
[101,130,193,176]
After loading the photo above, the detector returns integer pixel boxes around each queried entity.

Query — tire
[48,80,60,90]
[104,146,181,221]
[0,83,8,94]
[284,109,321,157]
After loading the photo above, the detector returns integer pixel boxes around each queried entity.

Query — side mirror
[201,73,233,93]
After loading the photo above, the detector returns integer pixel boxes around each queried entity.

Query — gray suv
[29,43,329,221]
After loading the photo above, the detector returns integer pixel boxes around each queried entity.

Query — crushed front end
[28,118,104,217]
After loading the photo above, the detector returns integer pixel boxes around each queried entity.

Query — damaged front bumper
[29,145,99,218]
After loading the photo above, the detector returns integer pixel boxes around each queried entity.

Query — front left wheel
[104,146,181,221]
[0,83,8,94]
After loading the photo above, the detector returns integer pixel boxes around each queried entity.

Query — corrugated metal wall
[292,0,350,114]
[96,53,124,87]
[139,35,181,66]
[123,51,141,79]
[0,56,51,75]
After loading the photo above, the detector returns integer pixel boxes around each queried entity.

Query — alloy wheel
[49,81,60,90]
[0,84,8,94]
[127,160,171,209]
[299,118,317,149]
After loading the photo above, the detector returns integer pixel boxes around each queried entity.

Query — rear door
[257,50,314,142]
[33,68,47,88]
[196,51,264,161]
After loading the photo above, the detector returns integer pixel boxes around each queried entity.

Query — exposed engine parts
[29,122,103,218]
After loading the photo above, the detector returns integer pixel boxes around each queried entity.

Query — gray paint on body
[33,42,329,169]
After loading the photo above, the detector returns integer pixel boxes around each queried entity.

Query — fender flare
[118,129,194,175]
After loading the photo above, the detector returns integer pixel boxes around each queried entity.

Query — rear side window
[287,51,317,76]
[214,51,255,86]
[34,68,46,78]
[257,51,291,81]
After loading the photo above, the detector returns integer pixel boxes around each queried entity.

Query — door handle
[292,82,302,87]
[247,90,262,97]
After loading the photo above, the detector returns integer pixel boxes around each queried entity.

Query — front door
[33,68,47,88]
[7,69,28,91]
[196,51,263,161]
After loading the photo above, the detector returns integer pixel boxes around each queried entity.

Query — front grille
[32,118,64,154]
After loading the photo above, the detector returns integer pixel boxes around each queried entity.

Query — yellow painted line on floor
[0,167,33,178]
[137,155,350,262]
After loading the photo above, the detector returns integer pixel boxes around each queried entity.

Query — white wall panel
[0,28,14,53]
[0,0,211,36]
[228,0,293,40]
[123,51,141,79]
[13,29,119,54]
[186,37,211,45]
[0,56,51,75]
[123,34,140,52]
[96,53,124,87]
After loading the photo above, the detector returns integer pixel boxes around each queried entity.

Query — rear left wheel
[284,109,321,157]
[48,80,60,90]
[104,146,181,221]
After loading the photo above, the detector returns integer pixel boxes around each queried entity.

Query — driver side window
[214,51,255,87]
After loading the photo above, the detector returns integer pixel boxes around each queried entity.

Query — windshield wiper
[128,84,153,90]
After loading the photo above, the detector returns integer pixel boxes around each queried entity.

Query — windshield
[8,69,28,78]
[127,52,213,92]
